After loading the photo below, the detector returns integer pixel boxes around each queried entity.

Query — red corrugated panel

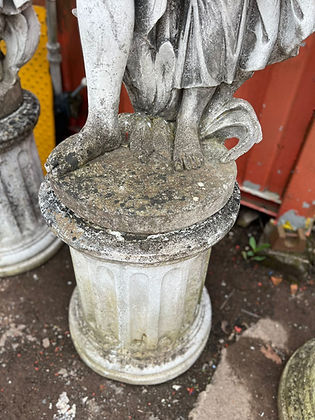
[278,117,315,223]
[237,35,315,196]
[236,34,315,223]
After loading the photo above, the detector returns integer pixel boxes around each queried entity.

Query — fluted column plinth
[69,248,211,384]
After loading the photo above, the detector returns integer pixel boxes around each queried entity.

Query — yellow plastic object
[282,221,294,231]
[19,5,56,173]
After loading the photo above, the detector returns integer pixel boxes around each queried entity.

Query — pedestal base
[0,228,62,277]
[39,177,240,385]
[69,287,211,385]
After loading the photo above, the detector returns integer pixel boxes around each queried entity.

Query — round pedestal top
[39,180,240,264]
[49,141,237,235]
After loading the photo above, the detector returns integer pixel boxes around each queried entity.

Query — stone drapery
[136,0,315,89]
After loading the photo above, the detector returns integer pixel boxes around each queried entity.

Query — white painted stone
[69,248,212,385]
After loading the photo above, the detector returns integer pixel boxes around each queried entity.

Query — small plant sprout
[242,236,270,261]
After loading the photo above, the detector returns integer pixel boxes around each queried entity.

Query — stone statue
[45,0,315,175]
[38,1,314,384]
[0,0,39,117]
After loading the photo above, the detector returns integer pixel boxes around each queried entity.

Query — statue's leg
[46,0,135,175]
[173,87,215,171]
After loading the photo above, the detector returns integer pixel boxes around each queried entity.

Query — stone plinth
[39,152,240,384]
[0,91,61,277]
[69,249,212,384]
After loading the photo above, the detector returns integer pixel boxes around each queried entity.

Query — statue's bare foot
[173,125,204,171]
[45,122,121,176]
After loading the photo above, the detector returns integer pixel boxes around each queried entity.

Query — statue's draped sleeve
[277,0,315,59]
[244,0,315,71]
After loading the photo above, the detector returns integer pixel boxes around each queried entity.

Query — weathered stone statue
[46,0,315,174]
[39,1,315,384]
[0,1,61,276]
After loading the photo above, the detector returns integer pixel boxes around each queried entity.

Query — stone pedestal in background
[0,2,61,276]
[0,91,61,277]
[278,338,315,420]
[39,143,240,384]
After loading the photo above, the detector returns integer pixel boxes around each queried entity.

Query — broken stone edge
[39,181,240,264]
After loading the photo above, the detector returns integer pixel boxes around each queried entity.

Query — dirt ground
[0,216,314,420]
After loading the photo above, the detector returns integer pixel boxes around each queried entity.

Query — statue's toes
[45,152,74,177]
[183,154,193,170]
[45,148,65,175]
[45,152,58,174]
[190,151,204,169]
[173,152,184,171]
[182,152,204,170]
[174,147,204,171]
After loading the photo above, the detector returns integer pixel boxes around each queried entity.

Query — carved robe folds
[127,0,315,109]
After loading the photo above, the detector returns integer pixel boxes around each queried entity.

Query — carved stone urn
[0,2,61,276]
[39,0,314,385]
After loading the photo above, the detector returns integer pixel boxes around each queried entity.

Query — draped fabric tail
[277,0,315,58]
